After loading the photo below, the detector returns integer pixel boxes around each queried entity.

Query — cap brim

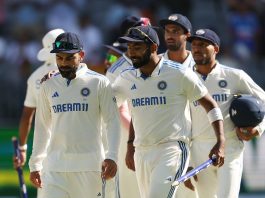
[104,45,124,55]
[187,36,218,46]
[159,19,180,28]
[50,49,81,54]
[159,20,190,32]
[118,36,145,43]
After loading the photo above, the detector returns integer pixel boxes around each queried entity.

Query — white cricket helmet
[37,28,65,62]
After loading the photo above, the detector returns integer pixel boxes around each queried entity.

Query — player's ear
[185,32,191,40]
[214,45,219,54]
[150,43,158,53]
[79,51,85,61]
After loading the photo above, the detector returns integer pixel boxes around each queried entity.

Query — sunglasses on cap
[52,41,81,51]
[106,54,118,64]
[127,27,155,44]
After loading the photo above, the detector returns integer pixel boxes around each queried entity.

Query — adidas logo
[52,92,59,98]
[131,84,137,90]
[97,192,101,197]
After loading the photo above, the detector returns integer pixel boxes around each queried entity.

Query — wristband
[18,144,27,151]
[207,107,223,123]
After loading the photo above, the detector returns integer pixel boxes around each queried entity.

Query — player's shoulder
[119,66,136,78]
[218,63,245,76]
[162,59,186,73]
[27,63,57,83]
[107,56,130,74]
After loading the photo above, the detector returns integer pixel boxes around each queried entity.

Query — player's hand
[183,166,198,191]
[236,127,259,141]
[208,139,225,167]
[125,142,135,171]
[101,159,117,180]
[13,150,26,168]
[40,70,58,84]
[30,171,42,188]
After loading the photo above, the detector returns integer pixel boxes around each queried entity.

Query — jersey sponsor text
[52,103,89,113]
[132,96,166,107]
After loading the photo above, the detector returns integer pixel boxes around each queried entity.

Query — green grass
[0,128,37,197]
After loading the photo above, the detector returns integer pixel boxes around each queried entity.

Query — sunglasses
[106,54,118,64]
[127,27,155,44]
[53,41,81,50]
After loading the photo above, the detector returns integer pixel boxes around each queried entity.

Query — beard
[58,65,77,80]
[193,53,211,65]
[132,47,151,69]
[166,42,181,51]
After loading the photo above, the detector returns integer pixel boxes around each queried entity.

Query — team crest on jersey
[81,88,90,96]
[157,81,167,90]
[218,80,227,88]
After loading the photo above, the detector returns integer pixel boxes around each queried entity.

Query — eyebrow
[56,53,75,58]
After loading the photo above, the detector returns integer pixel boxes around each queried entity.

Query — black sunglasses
[52,41,81,50]
[127,27,155,44]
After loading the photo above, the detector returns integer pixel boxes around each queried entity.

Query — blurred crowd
[0,0,265,125]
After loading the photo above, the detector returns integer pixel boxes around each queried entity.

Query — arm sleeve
[183,69,208,102]
[28,84,52,172]
[238,70,265,135]
[24,77,37,108]
[99,79,121,163]
[112,75,127,107]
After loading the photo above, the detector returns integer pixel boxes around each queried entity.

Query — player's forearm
[119,103,131,130]
[211,120,225,142]
[18,107,36,145]
[128,120,135,143]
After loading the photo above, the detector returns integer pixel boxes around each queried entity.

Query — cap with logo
[37,29,65,61]
[50,32,83,54]
[120,16,151,35]
[187,29,220,46]
[229,95,265,127]
[159,14,192,33]
[119,26,159,46]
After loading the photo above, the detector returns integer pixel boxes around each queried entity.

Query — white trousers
[134,141,189,198]
[38,171,104,198]
[190,137,244,198]
[118,127,140,198]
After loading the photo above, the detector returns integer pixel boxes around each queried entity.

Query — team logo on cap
[196,29,205,35]
[81,88,90,97]
[168,14,178,21]
[218,80,227,88]
[158,81,167,90]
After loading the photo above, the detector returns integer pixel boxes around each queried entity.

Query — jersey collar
[135,56,164,79]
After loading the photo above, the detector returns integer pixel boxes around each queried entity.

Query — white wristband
[207,108,223,123]
[18,144,27,151]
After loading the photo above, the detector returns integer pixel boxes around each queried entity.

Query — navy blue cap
[50,32,83,53]
[119,26,159,46]
[187,29,220,46]
[120,16,151,35]
[229,95,265,127]
[104,41,127,55]
[159,14,192,33]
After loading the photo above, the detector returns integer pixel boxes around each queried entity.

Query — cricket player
[112,26,225,198]
[159,13,194,68]
[29,32,121,198]
[159,13,198,197]
[105,16,151,198]
[13,29,65,169]
[185,29,265,198]
[106,16,151,83]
